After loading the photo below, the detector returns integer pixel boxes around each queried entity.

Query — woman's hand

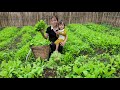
[60,41,65,46]
[56,31,59,35]
[40,29,44,33]
[39,29,48,39]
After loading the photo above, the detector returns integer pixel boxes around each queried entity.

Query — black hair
[58,20,65,30]
[58,20,65,26]
[51,15,58,21]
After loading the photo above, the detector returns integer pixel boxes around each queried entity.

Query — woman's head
[50,15,58,27]
[58,20,65,30]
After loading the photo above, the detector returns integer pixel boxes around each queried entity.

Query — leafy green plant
[34,20,47,31]
[84,23,109,32]
[0,23,120,78]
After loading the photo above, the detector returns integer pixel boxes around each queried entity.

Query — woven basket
[31,45,50,59]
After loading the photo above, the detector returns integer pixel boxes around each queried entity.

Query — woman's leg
[48,43,56,60]
[58,45,63,53]
[50,42,56,52]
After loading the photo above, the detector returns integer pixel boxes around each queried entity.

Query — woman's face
[50,17,58,27]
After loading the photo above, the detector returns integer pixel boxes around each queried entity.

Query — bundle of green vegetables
[34,20,47,31]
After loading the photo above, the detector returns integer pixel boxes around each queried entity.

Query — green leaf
[73,65,84,75]
[83,71,88,76]
[0,70,8,77]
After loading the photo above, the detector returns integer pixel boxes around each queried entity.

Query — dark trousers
[48,42,63,60]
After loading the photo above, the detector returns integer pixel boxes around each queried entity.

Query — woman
[40,15,68,59]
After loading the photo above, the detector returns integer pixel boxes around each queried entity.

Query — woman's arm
[40,29,49,39]
[63,35,68,43]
